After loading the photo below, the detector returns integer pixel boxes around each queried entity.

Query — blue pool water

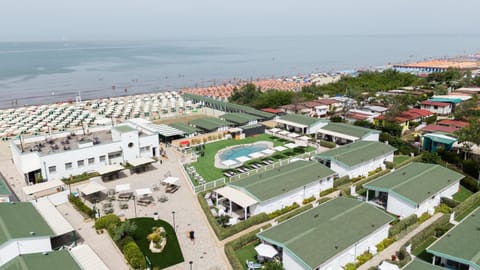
[219,143,269,162]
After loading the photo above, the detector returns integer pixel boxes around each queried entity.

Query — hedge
[407,214,451,251]
[460,176,479,192]
[275,204,314,223]
[302,196,316,205]
[268,203,299,219]
[122,241,147,270]
[224,224,272,270]
[320,140,336,148]
[384,161,394,169]
[453,190,480,221]
[320,188,336,197]
[334,176,351,188]
[389,214,418,237]
[376,238,394,252]
[441,197,460,208]
[68,194,95,218]
[62,172,101,185]
[317,197,331,205]
[95,214,121,230]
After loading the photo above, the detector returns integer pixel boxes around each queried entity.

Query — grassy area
[190,134,296,182]
[235,241,260,270]
[393,155,410,166]
[129,218,184,269]
[453,185,474,202]
[455,202,480,221]
[412,236,437,262]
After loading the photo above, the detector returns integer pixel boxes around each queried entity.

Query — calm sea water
[0,34,480,109]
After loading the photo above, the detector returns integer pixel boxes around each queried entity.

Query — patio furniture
[246,260,262,270]
[119,203,128,209]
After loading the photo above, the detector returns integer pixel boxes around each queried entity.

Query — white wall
[421,104,452,115]
[361,133,380,142]
[283,250,308,270]
[0,237,52,266]
[330,152,393,178]
[386,193,416,218]
[309,122,328,134]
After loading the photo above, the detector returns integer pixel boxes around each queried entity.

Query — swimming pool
[218,143,270,162]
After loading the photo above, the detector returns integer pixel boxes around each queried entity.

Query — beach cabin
[364,162,464,218]
[213,160,335,220]
[315,141,396,178]
[274,114,328,135]
[316,122,380,144]
[256,197,393,270]
[426,207,480,270]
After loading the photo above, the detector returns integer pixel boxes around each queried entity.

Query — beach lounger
[246,260,262,270]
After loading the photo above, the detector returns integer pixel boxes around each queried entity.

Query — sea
[1,34,480,109]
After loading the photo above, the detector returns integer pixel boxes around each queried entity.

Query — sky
[0,0,479,41]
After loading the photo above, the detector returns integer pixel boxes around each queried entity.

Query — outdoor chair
[246,260,262,269]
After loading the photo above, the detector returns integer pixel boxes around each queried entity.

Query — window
[65,162,72,170]
[99,155,106,162]
[140,146,150,152]
[108,152,122,159]
[88,158,95,165]
[48,166,56,173]
[77,160,85,167]
[128,142,134,148]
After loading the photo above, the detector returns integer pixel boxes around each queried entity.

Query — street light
[172,211,176,231]
[189,261,193,270]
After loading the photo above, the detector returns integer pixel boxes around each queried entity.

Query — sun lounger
[206,198,214,207]
[246,260,262,270]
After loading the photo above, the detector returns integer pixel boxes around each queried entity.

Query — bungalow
[219,113,259,127]
[317,122,380,144]
[213,160,335,219]
[275,114,328,135]
[364,162,464,218]
[315,141,396,178]
[423,119,469,135]
[317,98,344,114]
[374,109,434,134]
[189,117,232,133]
[421,100,453,115]
[426,207,480,270]
[256,197,394,270]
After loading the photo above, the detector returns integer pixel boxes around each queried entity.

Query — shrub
[376,238,394,252]
[117,235,135,250]
[334,176,351,188]
[320,140,336,148]
[418,212,432,223]
[462,159,479,179]
[122,242,146,269]
[351,176,365,183]
[441,197,460,208]
[221,213,270,240]
[384,161,394,169]
[268,203,300,219]
[396,247,412,268]
[461,176,479,192]
[408,215,451,250]
[275,204,313,223]
[62,172,101,184]
[356,251,373,267]
[302,196,316,205]
[320,188,336,197]
[435,203,452,214]
[389,214,418,237]
[68,194,95,218]
[344,263,356,270]
[317,197,331,205]
[454,190,480,219]
[95,214,121,230]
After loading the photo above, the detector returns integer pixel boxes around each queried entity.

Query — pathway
[357,213,443,270]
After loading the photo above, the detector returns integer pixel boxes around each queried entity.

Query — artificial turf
[129,218,184,269]
[452,185,473,202]
[235,241,260,270]
[393,155,410,166]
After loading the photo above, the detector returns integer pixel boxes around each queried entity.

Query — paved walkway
[358,213,443,270]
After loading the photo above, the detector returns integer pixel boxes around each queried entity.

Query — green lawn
[412,236,437,262]
[393,155,410,166]
[129,218,184,269]
[453,185,474,202]
[235,241,260,270]
[190,134,310,182]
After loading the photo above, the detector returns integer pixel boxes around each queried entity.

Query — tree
[263,261,284,270]
[113,220,137,241]
[454,94,479,121]
[455,119,480,160]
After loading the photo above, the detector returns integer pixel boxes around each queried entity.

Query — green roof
[189,117,231,131]
[0,202,54,245]
[427,207,480,269]
[0,250,81,270]
[240,123,263,130]
[364,162,464,206]
[321,122,379,138]
[257,197,393,269]
[0,174,12,196]
[228,160,335,202]
[402,258,446,270]
[315,141,397,168]
[113,125,136,133]
[168,123,200,134]
[220,113,259,125]
[278,114,323,127]
[182,93,274,119]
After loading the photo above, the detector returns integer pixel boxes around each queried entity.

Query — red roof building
[438,119,469,128]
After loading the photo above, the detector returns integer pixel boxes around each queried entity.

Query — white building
[315,141,396,179]
[257,197,393,270]
[317,122,380,145]
[420,100,453,115]
[364,162,464,218]
[213,160,335,219]
[275,114,328,134]
[10,124,159,183]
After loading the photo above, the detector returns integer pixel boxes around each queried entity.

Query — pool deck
[214,141,273,169]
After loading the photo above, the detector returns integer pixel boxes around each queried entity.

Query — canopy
[261,149,275,155]
[285,142,299,149]
[255,243,278,258]
[70,245,109,270]
[32,198,74,236]
[269,128,280,133]
[222,159,238,167]
[236,156,251,163]
[135,188,152,196]
[278,130,290,136]
[128,157,155,167]
[248,152,264,159]
[215,186,258,208]
[115,183,131,193]
[298,136,311,141]
[288,132,300,138]
[162,176,179,186]
[273,146,287,152]
[80,181,106,196]
[97,164,124,175]
[23,180,64,196]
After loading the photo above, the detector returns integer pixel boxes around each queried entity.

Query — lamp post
[133,195,137,218]
[172,211,176,231]
[189,261,193,270]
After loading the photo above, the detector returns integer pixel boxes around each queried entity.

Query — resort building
[213,160,335,219]
[256,197,394,270]
[316,122,380,144]
[402,258,446,270]
[168,122,200,137]
[274,114,328,135]
[344,109,379,123]
[314,141,396,178]
[219,113,259,127]
[426,207,480,270]
[0,175,12,202]
[10,124,159,183]
[423,119,470,135]
[1,250,81,270]
[364,162,464,218]
[374,109,434,134]
[421,100,453,115]
[189,117,232,133]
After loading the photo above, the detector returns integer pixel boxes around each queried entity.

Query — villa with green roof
[364,162,464,218]
[426,207,480,270]
[257,197,394,270]
[0,250,81,270]
[317,122,380,144]
[213,160,335,219]
[275,114,328,134]
[315,141,397,178]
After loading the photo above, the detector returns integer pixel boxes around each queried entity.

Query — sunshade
[255,243,278,258]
